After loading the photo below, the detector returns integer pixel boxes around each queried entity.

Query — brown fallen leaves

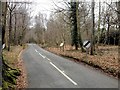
[46,45,119,78]
[3,46,28,88]
[15,50,28,89]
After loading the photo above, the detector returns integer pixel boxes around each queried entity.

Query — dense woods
[39,1,119,55]
[1,1,119,52]
[1,0,120,89]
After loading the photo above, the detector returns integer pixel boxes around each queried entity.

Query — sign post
[83,40,91,60]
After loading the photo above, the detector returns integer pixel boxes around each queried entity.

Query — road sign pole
[85,48,88,61]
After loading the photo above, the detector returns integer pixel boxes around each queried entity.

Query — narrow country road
[22,44,118,88]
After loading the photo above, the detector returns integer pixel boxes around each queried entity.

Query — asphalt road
[22,44,118,88]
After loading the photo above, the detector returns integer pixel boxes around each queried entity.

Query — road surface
[22,44,118,88]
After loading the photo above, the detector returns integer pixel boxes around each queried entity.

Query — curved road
[22,44,118,88]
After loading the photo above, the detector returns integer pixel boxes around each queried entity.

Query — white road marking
[50,62,78,86]
[38,52,41,55]
[35,49,38,53]
[46,57,51,61]
[35,48,77,85]
[38,53,45,58]
[35,49,46,59]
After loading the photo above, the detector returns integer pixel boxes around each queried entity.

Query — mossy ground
[2,45,25,89]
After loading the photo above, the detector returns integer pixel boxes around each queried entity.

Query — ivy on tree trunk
[70,1,79,50]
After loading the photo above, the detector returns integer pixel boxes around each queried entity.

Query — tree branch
[104,2,119,14]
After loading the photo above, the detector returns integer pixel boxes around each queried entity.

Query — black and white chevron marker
[83,40,91,49]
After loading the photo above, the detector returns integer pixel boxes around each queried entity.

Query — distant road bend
[22,44,118,88]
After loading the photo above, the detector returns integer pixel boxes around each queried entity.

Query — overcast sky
[28,0,67,20]
[30,0,54,19]
[4,0,116,27]
[28,0,117,18]
[2,0,118,19]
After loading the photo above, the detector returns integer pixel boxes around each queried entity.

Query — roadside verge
[45,45,119,79]
[2,45,28,89]
[16,48,28,88]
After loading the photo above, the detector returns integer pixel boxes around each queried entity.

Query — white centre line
[35,49,38,53]
[38,53,45,58]
[46,57,51,61]
[35,49,46,59]
[50,62,78,86]
[35,49,77,85]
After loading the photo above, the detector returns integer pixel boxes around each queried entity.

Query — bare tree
[7,2,17,51]
[13,9,17,45]
[14,4,31,45]
[104,3,113,45]
[49,1,90,51]
[45,11,71,48]
[34,12,46,44]
[97,0,101,44]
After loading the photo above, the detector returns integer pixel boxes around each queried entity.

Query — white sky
[28,0,67,20]
[28,0,117,19]
[3,0,116,27]
[28,0,65,27]
[2,0,118,19]
[30,0,55,19]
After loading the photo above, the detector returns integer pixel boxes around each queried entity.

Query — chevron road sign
[83,40,91,49]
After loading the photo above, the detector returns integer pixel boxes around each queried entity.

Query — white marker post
[83,40,91,60]
[2,44,5,49]
[60,42,64,51]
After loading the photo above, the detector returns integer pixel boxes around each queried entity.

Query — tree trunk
[14,13,17,45]
[8,11,12,51]
[97,1,101,44]
[90,0,95,55]
[70,1,79,50]
[2,2,7,45]
[106,15,110,45]
[76,1,85,52]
